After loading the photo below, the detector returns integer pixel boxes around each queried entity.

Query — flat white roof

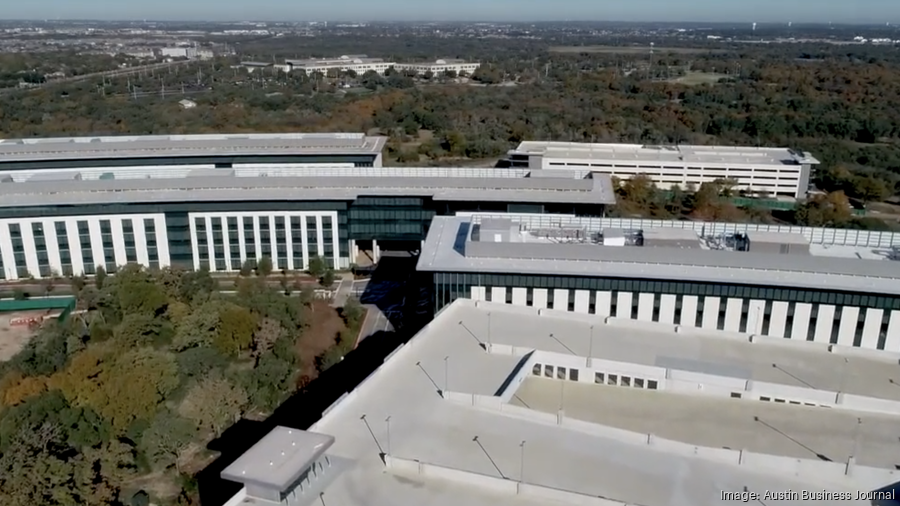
[418,216,900,294]
[220,427,334,491]
[0,133,386,162]
[223,300,896,506]
[512,141,820,167]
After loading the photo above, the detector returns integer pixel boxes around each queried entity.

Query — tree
[215,303,256,356]
[172,301,220,351]
[113,314,173,348]
[139,412,197,472]
[12,288,27,301]
[2,375,48,407]
[341,298,364,329]
[307,256,327,279]
[178,374,248,436]
[795,191,853,227]
[99,348,179,430]
[251,317,283,360]
[239,260,253,277]
[256,256,273,277]
[321,269,336,288]
[69,275,86,294]
[94,266,107,290]
[52,346,179,430]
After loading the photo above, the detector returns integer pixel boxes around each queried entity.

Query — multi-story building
[418,213,900,353]
[285,55,395,75]
[504,142,820,198]
[394,59,481,75]
[0,134,614,280]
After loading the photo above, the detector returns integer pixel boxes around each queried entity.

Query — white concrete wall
[463,286,900,354]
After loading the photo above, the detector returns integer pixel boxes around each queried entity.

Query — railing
[465,213,900,248]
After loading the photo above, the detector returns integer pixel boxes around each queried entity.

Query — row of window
[529,362,661,391]
[756,395,828,408]
[432,272,900,311]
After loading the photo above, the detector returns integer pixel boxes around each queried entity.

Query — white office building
[505,142,820,198]
[394,59,481,75]
[419,213,900,354]
[285,55,395,75]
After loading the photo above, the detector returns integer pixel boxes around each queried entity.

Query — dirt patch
[0,311,47,362]
[669,71,729,86]
[296,301,347,377]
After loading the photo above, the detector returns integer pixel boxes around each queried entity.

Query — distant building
[160,47,197,59]
[239,61,273,74]
[504,141,820,199]
[285,55,395,75]
[178,99,196,109]
[394,59,481,75]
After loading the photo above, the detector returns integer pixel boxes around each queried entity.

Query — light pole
[519,440,526,483]
[589,325,594,363]
[840,358,850,393]
[444,356,449,393]
[852,417,862,459]
[385,416,392,456]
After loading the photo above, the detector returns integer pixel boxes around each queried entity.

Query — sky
[5,0,900,24]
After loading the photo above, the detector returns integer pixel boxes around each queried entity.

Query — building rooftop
[0,133,386,162]
[511,141,820,167]
[223,300,895,506]
[221,427,335,491]
[0,171,616,207]
[417,216,900,295]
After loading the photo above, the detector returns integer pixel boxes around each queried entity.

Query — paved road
[355,304,393,348]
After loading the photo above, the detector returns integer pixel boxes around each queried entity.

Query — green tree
[94,265,107,290]
[239,260,254,277]
[113,314,173,349]
[321,269,336,288]
[256,255,273,277]
[172,301,220,351]
[341,297,365,329]
[307,256,327,279]
[215,303,257,356]
[139,412,197,472]
[178,374,248,436]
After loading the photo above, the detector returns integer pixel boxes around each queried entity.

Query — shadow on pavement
[197,255,430,506]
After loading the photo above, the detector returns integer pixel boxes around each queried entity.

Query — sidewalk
[329,272,356,308]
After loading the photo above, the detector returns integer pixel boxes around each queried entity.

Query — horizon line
[3,18,897,26]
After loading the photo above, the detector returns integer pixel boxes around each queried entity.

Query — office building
[394,59,481,75]
[0,134,614,280]
[418,213,900,353]
[219,299,896,506]
[504,141,820,198]
[284,55,395,75]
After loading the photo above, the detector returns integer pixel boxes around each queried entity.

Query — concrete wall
[470,399,900,490]
[385,455,639,506]
[485,341,900,416]
[467,284,900,354]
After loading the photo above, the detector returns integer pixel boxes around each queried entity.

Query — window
[595,372,605,384]
[608,374,618,386]
[730,392,742,399]
[647,380,658,390]
[760,396,771,402]
[774,398,785,403]
[621,376,631,387]
[634,378,645,388]
[544,365,553,378]
[569,369,579,381]
[532,363,541,376]
[557,367,567,380]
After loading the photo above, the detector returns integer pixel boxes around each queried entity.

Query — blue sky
[6,0,899,24]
